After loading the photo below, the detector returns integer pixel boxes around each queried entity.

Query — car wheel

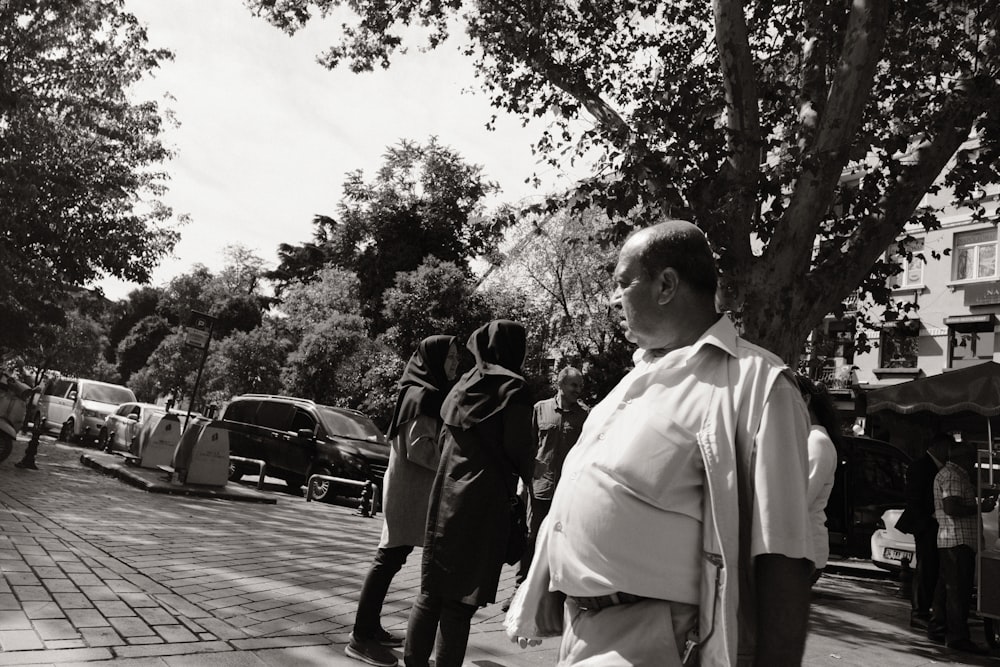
[985,618,1000,649]
[97,428,109,451]
[59,420,75,443]
[308,465,335,502]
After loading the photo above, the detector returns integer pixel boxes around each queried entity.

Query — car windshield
[81,384,134,405]
[316,406,385,443]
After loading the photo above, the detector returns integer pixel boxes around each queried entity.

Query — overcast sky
[97,0,585,300]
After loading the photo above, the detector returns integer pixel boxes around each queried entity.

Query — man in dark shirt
[503,366,587,611]
[896,435,950,629]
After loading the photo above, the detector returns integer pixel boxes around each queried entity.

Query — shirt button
[554,521,563,532]
[598,433,606,440]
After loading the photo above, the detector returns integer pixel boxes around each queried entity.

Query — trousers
[929,544,975,643]
[558,597,698,666]
[353,545,413,639]
[404,592,477,667]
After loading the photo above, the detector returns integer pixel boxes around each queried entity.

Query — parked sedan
[99,402,176,454]
[870,508,917,572]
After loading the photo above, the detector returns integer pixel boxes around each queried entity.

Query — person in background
[346,335,460,667]
[927,439,995,655]
[404,320,534,667]
[506,220,814,666]
[895,433,951,630]
[795,374,840,583]
[503,366,587,612]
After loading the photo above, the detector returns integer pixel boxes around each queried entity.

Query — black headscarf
[387,335,458,438]
[441,320,527,429]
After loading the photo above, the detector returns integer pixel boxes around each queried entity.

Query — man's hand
[511,636,542,649]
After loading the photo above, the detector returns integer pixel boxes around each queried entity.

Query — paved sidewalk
[1,435,997,665]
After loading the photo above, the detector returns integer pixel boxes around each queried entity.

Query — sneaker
[926,630,945,644]
[374,627,403,648]
[14,461,37,470]
[946,638,989,655]
[345,633,398,667]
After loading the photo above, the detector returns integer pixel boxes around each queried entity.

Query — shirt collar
[631,315,738,366]
[554,394,579,412]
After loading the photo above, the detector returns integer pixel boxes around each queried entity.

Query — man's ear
[657,267,680,305]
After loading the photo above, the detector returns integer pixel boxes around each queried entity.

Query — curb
[79,453,277,504]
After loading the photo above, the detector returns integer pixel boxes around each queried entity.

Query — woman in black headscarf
[403,320,535,667]
[346,335,459,667]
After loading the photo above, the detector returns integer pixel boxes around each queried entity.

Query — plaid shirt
[934,462,980,550]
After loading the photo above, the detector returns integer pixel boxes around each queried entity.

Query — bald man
[506,220,814,666]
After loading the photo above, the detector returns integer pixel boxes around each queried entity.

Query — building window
[949,330,995,369]
[880,325,919,368]
[890,238,924,289]
[953,228,998,281]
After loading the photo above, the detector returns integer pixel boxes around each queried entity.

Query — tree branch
[807,73,1000,324]
[767,0,889,270]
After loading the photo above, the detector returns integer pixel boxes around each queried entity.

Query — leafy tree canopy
[251,0,1000,361]
[0,0,180,350]
[272,138,501,327]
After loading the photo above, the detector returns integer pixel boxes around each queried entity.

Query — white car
[99,402,186,454]
[871,508,917,572]
[872,506,1000,572]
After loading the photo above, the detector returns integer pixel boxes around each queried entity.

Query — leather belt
[568,592,649,612]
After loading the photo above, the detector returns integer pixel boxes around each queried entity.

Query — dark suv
[220,394,389,501]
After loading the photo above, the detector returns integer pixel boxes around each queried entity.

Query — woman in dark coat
[403,320,534,667]
[346,335,459,667]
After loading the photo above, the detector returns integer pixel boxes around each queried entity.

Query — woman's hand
[511,635,542,649]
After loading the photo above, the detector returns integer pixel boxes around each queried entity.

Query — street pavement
[1,434,998,666]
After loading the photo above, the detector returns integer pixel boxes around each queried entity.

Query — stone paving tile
[120,593,164,608]
[127,635,166,645]
[13,584,52,601]
[0,559,31,571]
[34,618,80,641]
[153,624,199,643]
[0,592,19,609]
[135,606,178,626]
[43,578,81,593]
[6,570,41,585]
[0,610,32,629]
[52,592,94,609]
[79,625,125,647]
[78,584,120,601]
[23,600,67,619]
[65,608,111,628]
[94,600,137,617]
[0,646,112,666]
[45,638,87,649]
[0,628,45,650]
[114,640,232,660]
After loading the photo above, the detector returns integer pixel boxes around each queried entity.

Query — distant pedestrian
[895,434,950,629]
[346,335,459,667]
[795,374,840,582]
[503,366,587,611]
[927,439,995,655]
[404,320,534,667]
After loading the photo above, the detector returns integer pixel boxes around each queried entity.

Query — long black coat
[421,399,534,606]
[896,453,940,537]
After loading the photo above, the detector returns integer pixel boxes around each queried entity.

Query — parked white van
[36,378,136,444]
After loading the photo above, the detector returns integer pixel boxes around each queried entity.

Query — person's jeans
[403,592,477,667]
[515,496,551,584]
[912,525,939,619]
[929,544,975,643]
[353,545,413,639]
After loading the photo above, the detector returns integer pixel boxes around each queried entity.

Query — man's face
[559,374,583,404]
[610,242,663,348]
